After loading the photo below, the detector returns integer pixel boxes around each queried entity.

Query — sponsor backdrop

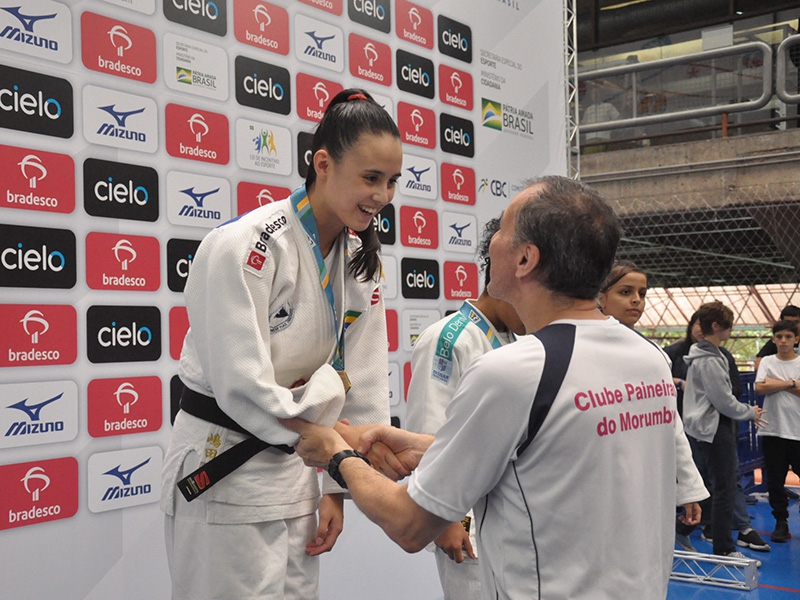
[0,0,564,597]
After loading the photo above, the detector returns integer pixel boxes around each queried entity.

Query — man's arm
[282,418,447,553]
[755,375,798,396]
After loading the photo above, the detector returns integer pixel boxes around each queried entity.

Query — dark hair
[306,88,400,282]
[512,176,621,300]
[696,300,733,336]
[779,305,800,320]
[599,260,646,294]
[773,319,799,336]
[676,310,701,353]
[479,217,501,289]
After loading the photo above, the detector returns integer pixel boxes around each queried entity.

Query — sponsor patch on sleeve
[244,210,290,276]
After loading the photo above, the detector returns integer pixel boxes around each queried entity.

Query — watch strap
[327,449,370,489]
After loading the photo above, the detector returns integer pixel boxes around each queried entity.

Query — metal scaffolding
[565,0,580,179]
[671,550,758,590]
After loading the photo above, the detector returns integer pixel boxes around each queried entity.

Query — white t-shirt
[407,318,677,600]
[755,354,800,441]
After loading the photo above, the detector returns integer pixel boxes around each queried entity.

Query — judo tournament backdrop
[0,0,566,597]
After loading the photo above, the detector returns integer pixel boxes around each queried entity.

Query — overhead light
[736,10,743,15]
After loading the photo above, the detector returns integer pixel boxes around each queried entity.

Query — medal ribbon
[458,301,503,350]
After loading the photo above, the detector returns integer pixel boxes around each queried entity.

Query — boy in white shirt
[755,319,800,542]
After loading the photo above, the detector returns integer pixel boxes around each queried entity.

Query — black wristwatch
[327,449,370,489]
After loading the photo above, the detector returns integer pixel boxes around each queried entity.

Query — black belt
[176,385,294,503]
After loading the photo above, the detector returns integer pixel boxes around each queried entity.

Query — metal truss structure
[671,550,758,590]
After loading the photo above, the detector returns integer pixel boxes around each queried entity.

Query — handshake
[281,417,435,482]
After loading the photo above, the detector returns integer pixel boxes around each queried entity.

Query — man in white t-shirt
[283,176,707,600]
[755,319,800,543]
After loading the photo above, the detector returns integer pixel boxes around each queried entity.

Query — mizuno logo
[0,7,56,32]
[305,30,335,49]
[103,458,150,486]
[98,104,145,127]
[406,165,430,182]
[7,393,63,421]
[180,187,219,207]
[449,222,471,237]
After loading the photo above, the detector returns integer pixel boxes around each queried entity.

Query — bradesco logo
[400,205,439,249]
[439,64,473,110]
[81,12,156,84]
[440,113,475,158]
[167,170,231,228]
[402,153,437,200]
[0,304,77,367]
[235,0,289,55]
[438,15,471,64]
[296,73,343,123]
[0,64,73,138]
[167,238,201,292]
[397,102,435,149]
[0,457,78,530]
[87,376,162,438]
[0,224,75,289]
[169,306,189,360]
[348,33,391,87]
[83,85,157,152]
[441,162,476,205]
[348,0,390,34]
[299,0,343,15]
[166,103,229,165]
[237,182,291,215]
[0,144,74,214]
[295,13,344,73]
[85,232,160,292]
[395,0,433,49]
[87,305,161,364]
[235,55,291,116]
[396,49,435,100]
[87,446,162,513]
[444,261,478,301]
[1,381,78,450]
[0,1,72,63]
[442,211,477,254]
[164,0,227,37]
[372,203,395,246]
[400,257,439,300]
[83,158,159,222]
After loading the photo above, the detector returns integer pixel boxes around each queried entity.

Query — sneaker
[723,551,761,567]
[771,520,791,543]
[700,527,713,543]
[675,533,696,552]
[737,528,770,552]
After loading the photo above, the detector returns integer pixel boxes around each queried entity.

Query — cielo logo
[84,158,159,222]
[372,203,395,246]
[438,15,472,63]
[81,12,157,83]
[439,113,475,158]
[1,457,79,530]
[295,13,343,73]
[86,232,160,292]
[397,102,435,149]
[167,238,201,292]
[441,162,476,205]
[1,144,75,214]
[395,0,433,49]
[0,303,77,367]
[167,171,231,228]
[87,305,161,364]
[235,56,291,115]
[444,261,478,300]
[235,0,289,55]
[0,223,75,289]
[166,103,230,165]
[439,64,473,110]
[88,376,162,438]
[348,0,390,34]
[88,447,162,513]
[83,85,157,152]
[0,2,72,64]
[442,210,477,254]
[402,153,437,200]
[0,381,78,450]
[400,205,438,249]
[0,64,73,138]
[400,257,439,300]
[164,0,227,37]
[396,49,435,100]
[349,32,391,86]
[296,73,343,123]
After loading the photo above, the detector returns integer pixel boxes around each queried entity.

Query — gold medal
[337,369,352,393]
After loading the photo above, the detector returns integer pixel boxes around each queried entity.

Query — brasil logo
[176,67,192,85]
[481,98,502,130]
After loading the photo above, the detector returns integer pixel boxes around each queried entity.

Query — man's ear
[516,244,539,279]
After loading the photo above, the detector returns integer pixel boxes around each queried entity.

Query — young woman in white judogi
[161,89,403,600]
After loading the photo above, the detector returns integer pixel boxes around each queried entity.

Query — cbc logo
[480,178,507,197]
